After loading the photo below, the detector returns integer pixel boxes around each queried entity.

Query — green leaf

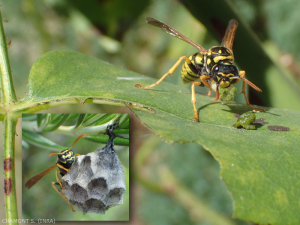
[22,129,66,151]
[85,114,120,126]
[16,49,300,224]
[118,114,129,128]
[74,114,85,129]
[42,114,69,132]
[64,113,82,123]
[114,129,129,134]
[36,114,44,128]
[134,108,300,225]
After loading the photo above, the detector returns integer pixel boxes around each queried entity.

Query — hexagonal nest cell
[61,125,126,214]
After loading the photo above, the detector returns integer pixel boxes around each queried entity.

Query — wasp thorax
[208,46,234,63]
[205,46,234,74]
[210,46,233,56]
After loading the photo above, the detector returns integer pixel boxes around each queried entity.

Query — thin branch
[0,8,17,105]
[4,114,19,225]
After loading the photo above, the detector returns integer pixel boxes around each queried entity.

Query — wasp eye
[214,66,219,71]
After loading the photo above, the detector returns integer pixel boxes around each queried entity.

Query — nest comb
[61,124,126,214]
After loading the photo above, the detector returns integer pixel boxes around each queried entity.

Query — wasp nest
[61,125,126,214]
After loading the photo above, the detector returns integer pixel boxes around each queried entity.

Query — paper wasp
[135,17,264,121]
[25,134,86,212]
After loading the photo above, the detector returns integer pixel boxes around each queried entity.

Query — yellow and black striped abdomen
[181,53,204,84]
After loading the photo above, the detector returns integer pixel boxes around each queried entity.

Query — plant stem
[0,7,19,224]
[0,8,17,105]
[4,114,18,225]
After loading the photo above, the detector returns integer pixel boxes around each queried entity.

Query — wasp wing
[221,19,238,51]
[25,163,57,189]
[147,17,208,53]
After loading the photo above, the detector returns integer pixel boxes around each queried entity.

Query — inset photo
[22,113,129,221]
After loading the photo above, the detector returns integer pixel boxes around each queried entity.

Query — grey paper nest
[61,126,126,214]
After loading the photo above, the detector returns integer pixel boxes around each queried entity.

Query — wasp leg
[191,78,209,122]
[214,88,220,101]
[55,164,69,189]
[54,167,67,189]
[192,82,202,122]
[200,74,217,100]
[237,71,265,112]
[206,80,214,96]
[191,75,212,122]
[207,80,220,101]
[51,167,75,212]
[56,163,69,172]
[135,56,190,89]
[199,75,212,89]
[51,181,75,212]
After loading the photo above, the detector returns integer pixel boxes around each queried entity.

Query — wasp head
[57,149,75,168]
[212,64,239,89]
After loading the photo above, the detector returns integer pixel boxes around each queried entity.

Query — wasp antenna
[240,76,262,92]
[67,134,86,150]
[48,134,86,157]
[48,152,61,157]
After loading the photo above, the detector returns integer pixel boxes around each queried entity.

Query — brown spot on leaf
[268,125,290,132]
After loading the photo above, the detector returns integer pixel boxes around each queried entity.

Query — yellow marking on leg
[191,82,203,122]
[56,163,69,174]
[135,56,189,89]
[55,168,66,189]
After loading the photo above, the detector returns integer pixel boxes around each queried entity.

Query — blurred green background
[0,0,299,224]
